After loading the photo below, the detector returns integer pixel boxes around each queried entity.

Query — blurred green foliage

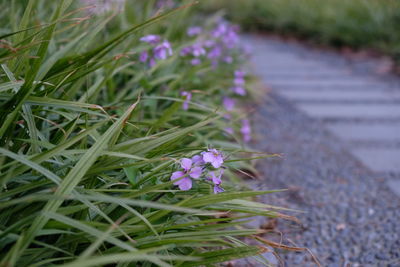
[202,0,400,60]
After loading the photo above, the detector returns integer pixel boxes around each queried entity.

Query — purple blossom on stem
[240,119,252,142]
[180,46,192,56]
[204,40,216,48]
[190,58,201,65]
[139,51,148,63]
[192,155,205,166]
[153,40,173,60]
[207,46,222,60]
[149,58,156,67]
[140,35,161,44]
[207,170,223,185]
[187,26,202,36]
[207,170,224,194]
[181,91,192,110]
[223,97,235,111]
[191,44,206,57]
[224,56,233,64]
[202,148,224,168]
[170,158,202,191]
[212,23,227,38]
[235,70,245,78]
[214,185,225,194]
[234,70,245,85]
[231,86,246,96]
[223,27,239,48]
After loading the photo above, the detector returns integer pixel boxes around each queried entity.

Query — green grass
[201,0,400,61]
[0,1,287,266]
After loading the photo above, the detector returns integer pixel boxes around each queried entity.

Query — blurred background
[201,0,400,64]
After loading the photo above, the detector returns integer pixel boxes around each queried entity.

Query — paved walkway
[244,35,400,266]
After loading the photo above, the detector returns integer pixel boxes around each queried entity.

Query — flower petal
[171,171,185,185]
[211,157,223,168]
[212,175,221,185]
[213,185,224,194]
[192,155,204,166]
[202,152,214,163]
[190,166,202,179]
[180,158,192,171]
[178,177,192,191]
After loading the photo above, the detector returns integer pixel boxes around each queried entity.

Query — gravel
[244,92,400,266]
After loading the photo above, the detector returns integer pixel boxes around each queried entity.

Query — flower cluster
[231,70,246,96]
[139,35,173,67]
[178,21,252,143]
[171,149,225,193]
[180,20,241,67]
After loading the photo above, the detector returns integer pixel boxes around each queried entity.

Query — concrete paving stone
[278,90,400,102]
[386,179,400,197]
[267,84,396,91]
[262,72,352,78]
[267,79,383,87]
[296,103,400,119]
[326,123,400,142]
[264,74,355,80]
[351,148,400,172]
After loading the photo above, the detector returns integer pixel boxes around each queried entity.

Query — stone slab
[387,179,400,197]
[267,79,382,87]
[296,103,400,119]
[278,90,400,102]
[326,123,400,141]
[351,148,400,172]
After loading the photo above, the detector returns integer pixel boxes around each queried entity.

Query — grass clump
[0,1,286,266]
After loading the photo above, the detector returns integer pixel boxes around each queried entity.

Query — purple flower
[214,185,224,194]
[234,70,245,85]
[231,86,246,96]
[234,77,245,85]
[140,35,161,44]
[207,46,222,60]
[192,154,205,166]
[187,26,202,36]
[153,40,173,60]
[235,70,245,78]
[224,56,233,64]
[181,91,192,110]
[240,119,251,142]
[223,97,235,111]
[212,23,227,38]
[223,28,239,48]
[180,46,192,56]
[202,148,224,168]
[171,158,202,191]
[149,57,156,67]
[190,58,201,65]
[204,40,216,48]
[139,51,148,63]
[207,170,223,185]
[191,44,206,57]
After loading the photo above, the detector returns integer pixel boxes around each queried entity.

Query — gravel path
[243,35,400,266]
